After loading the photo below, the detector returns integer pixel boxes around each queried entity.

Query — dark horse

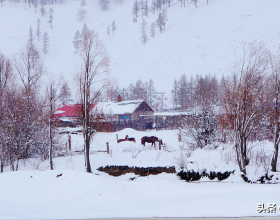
[117,135,136,143]
[141,136,162,146]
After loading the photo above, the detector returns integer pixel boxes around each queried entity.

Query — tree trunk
[0,158,3,173]
[271,123,279,172]
[271,144,279,172]
[85,139,91,173]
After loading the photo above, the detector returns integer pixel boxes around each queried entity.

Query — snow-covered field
[1,128,280,219]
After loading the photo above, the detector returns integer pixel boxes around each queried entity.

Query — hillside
[1,0,280,101]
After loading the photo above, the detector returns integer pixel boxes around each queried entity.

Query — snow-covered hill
[1,0,280,98]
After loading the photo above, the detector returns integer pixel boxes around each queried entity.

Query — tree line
[0,26,109,173]
[179,42,280,175]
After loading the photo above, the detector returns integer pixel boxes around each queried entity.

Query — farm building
[52,104,95,127]
[52,97,154,129]
[94,99,154,122]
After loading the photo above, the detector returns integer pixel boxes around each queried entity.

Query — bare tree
[13,41,45,159]
[0,52,12,172]
[78,30,110,173]
[221,42,270,175]
[45,82,59,170]
[268,51,280,172]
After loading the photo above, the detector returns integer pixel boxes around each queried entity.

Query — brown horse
[117,135,136,143]
[141,136,162,146]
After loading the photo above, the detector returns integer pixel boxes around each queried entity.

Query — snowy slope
[1,0,280,97]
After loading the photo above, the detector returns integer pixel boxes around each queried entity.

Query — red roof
[52,104,96,118]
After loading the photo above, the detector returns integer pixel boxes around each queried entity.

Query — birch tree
[45,82,59,170]
[77,30,110,173]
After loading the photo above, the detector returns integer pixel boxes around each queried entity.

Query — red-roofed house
[52,97,154,129]
[52,104,95,127]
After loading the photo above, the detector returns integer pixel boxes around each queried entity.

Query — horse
[117,135,136,143]
[141,136,162,146]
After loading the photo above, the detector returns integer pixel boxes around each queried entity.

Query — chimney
[117,95,122,102]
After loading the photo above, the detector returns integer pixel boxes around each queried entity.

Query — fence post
[116,134,118,143]
[159,139,162,150]
[68,134,71,151]
[106,142,109,154]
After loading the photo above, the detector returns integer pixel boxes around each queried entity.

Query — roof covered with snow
[53,104,95,118]
[94,100,145,115]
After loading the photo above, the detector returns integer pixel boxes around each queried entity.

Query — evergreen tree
[156,13,165,33]
[99,0,109,10]
[36,19,41,41]
[77,7,87,22]
[0,0,5,7]
[111,21,117,36]
[150,0,156,14]
[150,22,155,38]
[140,19,148,44]
[29,27,34,45]
[73,30,81,54]
[81,0,87,9]
[40,0,46,17]
[42,32,49,54]
[81,23,88,39]
[132,0,140,23]
[107,24,111,37]
[49,7,54,28]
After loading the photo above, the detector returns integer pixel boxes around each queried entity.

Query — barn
[52,97,154,129]
[94,99,154,122]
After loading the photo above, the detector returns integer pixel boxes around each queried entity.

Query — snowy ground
[1,128,280,219]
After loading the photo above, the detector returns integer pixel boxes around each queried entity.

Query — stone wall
[97,166,176,177]
[177,170,235,181]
